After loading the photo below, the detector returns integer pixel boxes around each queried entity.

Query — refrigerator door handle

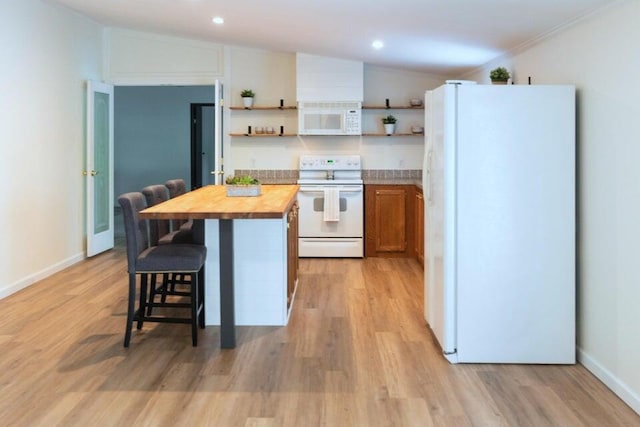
[426,150,433,203]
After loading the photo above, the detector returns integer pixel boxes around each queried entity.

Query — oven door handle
[298,187,363,193]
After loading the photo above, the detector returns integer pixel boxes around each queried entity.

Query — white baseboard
[0,252,85,300]
[578,347,640,415]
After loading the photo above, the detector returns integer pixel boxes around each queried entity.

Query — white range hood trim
[296,53,363,102]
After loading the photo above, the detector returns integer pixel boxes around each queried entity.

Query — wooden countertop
[139,184,299,220]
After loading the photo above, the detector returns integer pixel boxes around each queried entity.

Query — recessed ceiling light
[212,16,224,25]
[372,40,384,50]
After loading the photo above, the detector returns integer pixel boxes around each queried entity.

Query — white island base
[204,217,294,326]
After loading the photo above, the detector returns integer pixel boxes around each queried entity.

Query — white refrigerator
[423,81,576,364]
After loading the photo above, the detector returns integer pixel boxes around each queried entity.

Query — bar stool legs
[123,270,204,348]
[124,273,136,348]
[119,191,206,348]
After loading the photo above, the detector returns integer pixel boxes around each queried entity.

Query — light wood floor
[0,246,638,426]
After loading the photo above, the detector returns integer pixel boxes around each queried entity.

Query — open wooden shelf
[229,106,297,111]
[362,105,424,110]
[362,132,424,137]
[231,105,422,110]
[230,132,423,137]
[229,133,297,137]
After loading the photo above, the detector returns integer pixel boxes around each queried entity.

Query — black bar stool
[165,178,193,233]
[118,192,206,347]
[142,184,194,307]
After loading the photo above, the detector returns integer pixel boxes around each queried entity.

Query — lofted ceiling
[46,0,617,76]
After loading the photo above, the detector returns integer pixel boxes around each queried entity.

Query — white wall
[227,50,444,172]
[361,65,444,169]
[104,34,444,172]
[0,0,103,298]
[464,0,640,414]
[225,47,299,171]
[104,28,224,85]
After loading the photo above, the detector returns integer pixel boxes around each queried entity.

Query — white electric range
[297,155,364,257]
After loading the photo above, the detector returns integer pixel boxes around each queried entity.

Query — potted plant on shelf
[489,67,510,84]
[382,115,397,135]
[241,89,255,108]
[225,175,261,197]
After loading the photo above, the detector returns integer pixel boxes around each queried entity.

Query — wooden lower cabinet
[365,185,416,257]
[415,188,424,267]
[287,201,299,309]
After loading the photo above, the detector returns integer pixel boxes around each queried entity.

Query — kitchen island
[140,184,299,348]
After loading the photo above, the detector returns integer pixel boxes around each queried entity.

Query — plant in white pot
[225,175,261,197]
[241,89,255,108]
[382,115,397,135]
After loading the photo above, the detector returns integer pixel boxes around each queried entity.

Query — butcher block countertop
[139,184,299,220]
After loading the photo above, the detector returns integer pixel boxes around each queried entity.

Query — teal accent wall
[114,85,215,198]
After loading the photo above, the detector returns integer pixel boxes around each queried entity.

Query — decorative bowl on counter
[410,98,423,107]
[411,126,424,134]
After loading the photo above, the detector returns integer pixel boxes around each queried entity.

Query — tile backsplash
[362,169,421,179]
[232,169,422,181]
[232,169,299,180]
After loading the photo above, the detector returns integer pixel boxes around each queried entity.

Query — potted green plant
[382,114,397,135]
[225,175,261,197]
[489,67,510,84]
[241,89,255,108]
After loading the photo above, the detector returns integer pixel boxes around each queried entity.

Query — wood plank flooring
[0,246,638,426]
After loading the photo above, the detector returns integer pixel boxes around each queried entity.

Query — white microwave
[298,101,362,135]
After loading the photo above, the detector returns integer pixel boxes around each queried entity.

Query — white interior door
[86,81,114,257]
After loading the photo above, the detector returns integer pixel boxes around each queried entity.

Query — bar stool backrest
[165,179,188,230]
[141,184,171,245]
[165,178,187,198]
[117,192,149,274]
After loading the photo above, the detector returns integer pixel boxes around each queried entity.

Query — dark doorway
[190,103,216,189]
